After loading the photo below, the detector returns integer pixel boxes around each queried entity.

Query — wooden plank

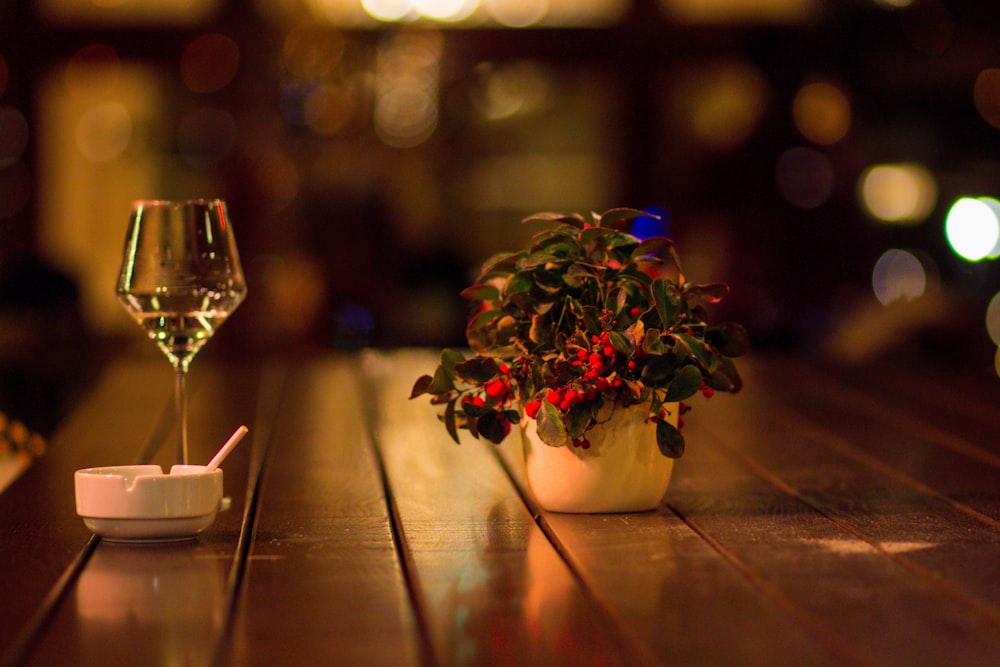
[0,356,173,663]
[219,357,421,667]
[363,350,650,667]
[543,510,846,666]
[669,358,1000,666]
[16,359,265,666]
[748,358,1000,529]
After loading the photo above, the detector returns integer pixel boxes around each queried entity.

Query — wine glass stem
[175,368,189,465]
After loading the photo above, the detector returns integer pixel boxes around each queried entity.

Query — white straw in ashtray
[206,425,249,471]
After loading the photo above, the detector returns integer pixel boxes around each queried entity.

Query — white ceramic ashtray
[75,464,224,543]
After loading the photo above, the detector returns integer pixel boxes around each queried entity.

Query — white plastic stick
[206,425,249,471]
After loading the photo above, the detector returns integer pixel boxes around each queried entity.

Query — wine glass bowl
[116,199,247,464]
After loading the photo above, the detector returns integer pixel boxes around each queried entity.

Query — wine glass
[116,199,247,465]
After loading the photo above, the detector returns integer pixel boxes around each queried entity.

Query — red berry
[485,379,508,399]
[547,390,563,405]
[525,400,542,418]
[603,345,615,357]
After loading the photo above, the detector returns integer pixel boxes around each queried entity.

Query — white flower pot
[520,402,678,513]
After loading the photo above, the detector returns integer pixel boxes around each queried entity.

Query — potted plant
[410,208,748,512]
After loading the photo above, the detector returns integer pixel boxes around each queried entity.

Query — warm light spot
[374,31,442,148]
[0,107,29,168]
[75,101,132,162]
[774,147,834,209]
[945,197,1000,262]
[413,0,478,21]
[872,249,926,305]
[871,0,912,8]
[986,291,1000,346]
[283,23,345,80]
[486,0,549,26]
[180,33,240,94]
[468,60,553,121]
[674,60,767,151]
[177,107,238,167]
[793,81,850,145]
[995,346,1000,379]
[973,69,1000,129]
[859,163,937,224]
[362,0,414,21]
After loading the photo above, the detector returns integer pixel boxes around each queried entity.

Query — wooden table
[1,348,999,666]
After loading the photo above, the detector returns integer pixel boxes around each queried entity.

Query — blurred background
[2,0,1000,434]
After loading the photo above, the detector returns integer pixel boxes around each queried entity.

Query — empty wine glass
[116,199,247,464]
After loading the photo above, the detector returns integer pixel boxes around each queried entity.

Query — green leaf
[505,272,533,296]
[410,374,433,399]
[675,333,713,369]
[608,330,634,357]
[466,308,503,333]
[477,411,509,444]
[441,348,465,375]
[641,329,666,355]
[523,211,586,228]
[686,282,730,304]
[444,399,460,444]
[706,322,750,357]
[656,420,685,458]
[427,365,456,394]
[664,364,703,402]
[536,401,568,447]
[597,207,651,229]
[631,236,673,259]
[478,251,520,280]
[455,356,500,384]
[462,401,495,418]
[651,277,680,327]
[459,284,500,302]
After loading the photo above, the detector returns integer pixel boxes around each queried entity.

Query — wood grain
[219,357,421,667]
[364,349,648,667]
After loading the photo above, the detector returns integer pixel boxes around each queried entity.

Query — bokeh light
[468,60,553,121]
[412,0,478,21]
[0,107,29,168]
[872,249,927,305]
[374,31,442,148]
[858,162,937,224]
[180,33,240,94]
[973,68,1000,129]
[362,0,415,21]
[486,0,549,26]
[944,196,1000,262]
[774,146,834,209]
[673,60,767,151]
[792,80,851,145]
[75,101,132,162]
[986,290,1000,346]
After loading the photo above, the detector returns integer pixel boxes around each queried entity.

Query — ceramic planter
[520,401,678,513]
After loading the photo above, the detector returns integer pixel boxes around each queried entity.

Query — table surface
[1,348,999,666]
